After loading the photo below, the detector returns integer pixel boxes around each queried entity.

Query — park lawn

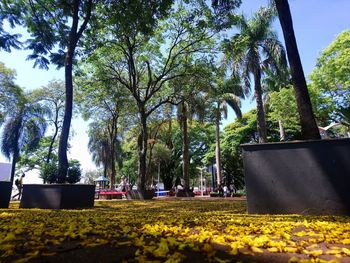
[1,199,350,262]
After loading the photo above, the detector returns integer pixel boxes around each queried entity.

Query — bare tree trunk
[279,120,286,141]
[254,71,267,143]
[182,101,190,191]
[215,103,222,187]
[138,107,148,191]
[274,0,320,140]
[110,143,116,190]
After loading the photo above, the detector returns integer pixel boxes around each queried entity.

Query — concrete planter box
[241,138,350,215]
[20,184,95,209]
[0,182,12,208]
[126,190,155,200]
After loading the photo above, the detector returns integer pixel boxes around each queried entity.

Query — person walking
[13,172,25,200]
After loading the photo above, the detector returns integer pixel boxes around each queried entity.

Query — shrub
[39,160,81,184]
[40,162,58,184]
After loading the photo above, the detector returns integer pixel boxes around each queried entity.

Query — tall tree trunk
[254,71,267,143]
[274,0,320,140]
[138,107,148,191]
[109,120,117,190]
[57,0,93,181]
[215,103,222,187]
[110,143,116,190]
[58,51,74,182]
[181,101,190,191]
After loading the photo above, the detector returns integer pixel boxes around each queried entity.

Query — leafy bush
[39,160,81,184]
[67,165,81,184]
[40,162,58,184]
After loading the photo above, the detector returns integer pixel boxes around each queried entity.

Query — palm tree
[223,6,287,143]
[177,94,207,193]
[88,122,122,189]
[88,126,110,179]
[273,0,321,140]
[1,92,48,184]
[208,74,245,188]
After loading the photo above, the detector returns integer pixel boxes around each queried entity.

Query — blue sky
[1,0,349,182]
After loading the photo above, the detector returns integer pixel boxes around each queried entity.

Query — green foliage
[18,136,58,171]
[1,0,94,69]
[268,84,338,136]
[40,160,81,184]
[120,120,215,190]
[219,110,258,189]
[0,62,22,123]
[222,5,288,142]
[40,162,58,184]
[1,93,49,181]
[309,30,350,109]
[268,87,301,133]
[67,162,82,184]
[0,3,21,52]
[308,29,350,134]
[16,81,66,171]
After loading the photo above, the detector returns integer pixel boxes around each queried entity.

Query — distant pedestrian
[218,184,224,197]
[13,172,25,200]
[223,185,228,197]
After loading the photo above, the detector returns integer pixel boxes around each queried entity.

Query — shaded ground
[1,198,350,262]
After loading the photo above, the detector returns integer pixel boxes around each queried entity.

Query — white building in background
[0,162,11,181]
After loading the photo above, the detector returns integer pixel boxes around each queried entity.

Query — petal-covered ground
[1,199,350,262]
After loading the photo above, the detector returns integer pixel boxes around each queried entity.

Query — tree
[83,169,102,185]
[30,81,65,164]
[76,71,131,188]
[0,62,22,123]
[212,81,243,188]
[261,67,291,140]
[146,120,215,190]
[85,1,215,190]
[274,0,320,140]
[1,91,48,184]
[219,110,258,190]
[87,122,123,188]
[2,0,95,180]
[223,6,287,143]
[309,30,350,110]
[337,107,350,130]
[0,4,21,52]
[176,81,208,192]
[267,85,333,140]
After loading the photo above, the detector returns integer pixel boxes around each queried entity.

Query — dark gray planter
[0,182,12,208]
[126,190,155,200]
[241,138,350,215]
[20,184,95,209]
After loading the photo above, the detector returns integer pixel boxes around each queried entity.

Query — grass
[1,199,350,262]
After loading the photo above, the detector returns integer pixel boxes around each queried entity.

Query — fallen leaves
[0,199,349,262]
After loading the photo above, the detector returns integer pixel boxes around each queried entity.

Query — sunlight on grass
[0,200,349,262]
